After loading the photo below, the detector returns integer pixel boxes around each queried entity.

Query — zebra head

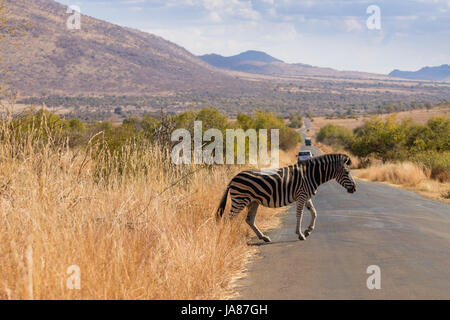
[335,155,356,194]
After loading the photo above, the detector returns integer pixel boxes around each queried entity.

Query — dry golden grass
[355,162,450,203]
[356,162,428,185]
[0,111,292,300]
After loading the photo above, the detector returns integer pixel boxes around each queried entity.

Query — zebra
[216,154,356,242]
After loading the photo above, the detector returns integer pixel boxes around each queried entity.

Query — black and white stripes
[216,154,356,242]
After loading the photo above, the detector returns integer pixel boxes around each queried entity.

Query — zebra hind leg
[228,194,249,219]
[246,201,271,243]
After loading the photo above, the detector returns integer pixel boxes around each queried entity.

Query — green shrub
[403,117,449,153]
[288,114,303,128]
[411,150,450,182]
[316,124,354,148]
[350,115,407,162]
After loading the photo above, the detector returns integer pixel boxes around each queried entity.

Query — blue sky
[56,0,450,74]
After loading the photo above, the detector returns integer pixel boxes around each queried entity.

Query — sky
[56,0,450,74]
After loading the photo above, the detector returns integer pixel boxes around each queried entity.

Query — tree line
[7,107,302,157]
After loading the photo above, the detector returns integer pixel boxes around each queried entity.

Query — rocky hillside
[0,0,242,96]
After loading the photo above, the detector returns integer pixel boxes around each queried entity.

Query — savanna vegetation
[288,114,303,128]
[316,112,450,200]
[0,0,304,299]
[0,102,300,299]
[18,89,450,122]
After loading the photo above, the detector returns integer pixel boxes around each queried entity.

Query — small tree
[114,107,123,115]
[350,115,406,162]
[288,114,303,128]
[316,124,354,148]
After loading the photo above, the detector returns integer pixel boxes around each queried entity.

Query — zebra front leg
[304,199,317,238]
[295,199,307,240]
[246,202,271,243]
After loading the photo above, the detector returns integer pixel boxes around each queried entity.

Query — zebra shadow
[247,238,301,246]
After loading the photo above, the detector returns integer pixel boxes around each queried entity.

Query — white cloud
[120,0,146,3]
[208,11,222,22]
[146,20,301,57]
[344,18,363,32]
[196,0,261,21]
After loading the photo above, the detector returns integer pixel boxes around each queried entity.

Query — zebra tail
[216,185,230,220]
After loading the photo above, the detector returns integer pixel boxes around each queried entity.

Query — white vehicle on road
[298,150,313,162]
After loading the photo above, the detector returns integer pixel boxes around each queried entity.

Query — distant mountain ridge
[199,50,283,74]
[199,51,385,79]
[389,64,450,81]
[200,50,282,65]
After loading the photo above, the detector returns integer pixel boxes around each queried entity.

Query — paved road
[235,121,450,299]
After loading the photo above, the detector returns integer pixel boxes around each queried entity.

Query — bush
[411,151,450,182]
[350,115,407,162]
[288,114,303,128]
[316,124,354,148]
[403,117,449,153]
[237,110,302,151]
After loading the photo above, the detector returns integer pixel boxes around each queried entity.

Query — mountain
[199,51,283,74]
[0,0,242,96]
[200,50,282,68]
[199,51,383,79]
[389,65,450,81]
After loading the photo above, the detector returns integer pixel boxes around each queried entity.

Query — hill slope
[0,0,241,95]
[389,65,450,81]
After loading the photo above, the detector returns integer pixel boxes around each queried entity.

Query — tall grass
[356,161,449,202]
[356,162,429,186]
[0,110,284,300]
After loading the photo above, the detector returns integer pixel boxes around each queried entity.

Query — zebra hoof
[304,229,312,237]
[261,236,271,243]
[298,234,306,241]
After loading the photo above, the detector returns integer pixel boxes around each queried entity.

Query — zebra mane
[298,154,350,166]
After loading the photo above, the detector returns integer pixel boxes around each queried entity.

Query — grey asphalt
[235,121,450,300]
